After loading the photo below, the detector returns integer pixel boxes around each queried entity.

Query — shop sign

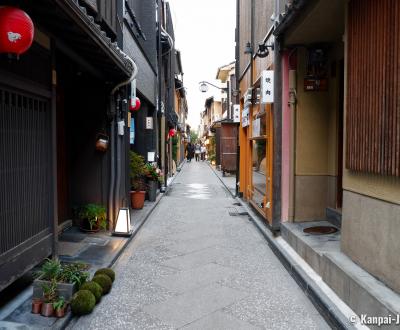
[130,118,135,144]
[146,117,153,129]
[304,78,328,91]
[261,70,274,104]
[252,118,260,137]
[233,104,240,123]
[242,105,250,127]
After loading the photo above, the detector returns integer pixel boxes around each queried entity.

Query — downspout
[288,68,297,221]
[271,0,282,231]
[108,55,138,229]
[235,0,240,197]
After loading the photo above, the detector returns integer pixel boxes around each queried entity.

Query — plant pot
[147,181,158,202]
[130,191,146,209]
[33,279,77,302]
[79,220,100,233]
[41,302,54,317]
[31,299,42,314]
[54,306,67,318]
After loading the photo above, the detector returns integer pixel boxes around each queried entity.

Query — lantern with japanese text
[129,97,141,111]
[0,7,34,57]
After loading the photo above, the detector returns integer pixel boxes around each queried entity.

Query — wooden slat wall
[83,0,117,34]
[239,0,252,78]
[347,0,400,177]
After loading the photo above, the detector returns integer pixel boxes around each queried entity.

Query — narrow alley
[69,162,329,330]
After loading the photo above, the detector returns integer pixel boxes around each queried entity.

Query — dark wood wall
[83,0,117,35]
[347,0,400,177]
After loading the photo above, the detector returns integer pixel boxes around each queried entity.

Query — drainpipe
[271,0,282,231]
[235,0,240,197]
[157,0,166,191]
[288,68,297,221]
[108,55,138,229]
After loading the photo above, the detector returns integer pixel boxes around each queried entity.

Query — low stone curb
[207,163,357,330]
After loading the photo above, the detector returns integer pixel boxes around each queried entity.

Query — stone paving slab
[162,246,234,270]
[181,311,261,330]
[142,284,248,328]
[154,263,236,294]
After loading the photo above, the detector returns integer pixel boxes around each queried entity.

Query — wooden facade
[237,0,276,225]
[347,0,400,177]
[0,0,131,292]
[84,0,118,36]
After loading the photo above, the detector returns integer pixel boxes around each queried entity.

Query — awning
[22,0,133,80]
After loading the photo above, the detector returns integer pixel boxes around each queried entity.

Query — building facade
[0,0,185,292]
[236,0,280,227]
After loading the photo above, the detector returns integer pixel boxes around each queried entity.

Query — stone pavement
[70,161,330,330]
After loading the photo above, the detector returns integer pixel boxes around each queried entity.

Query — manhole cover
[303,226,338,235]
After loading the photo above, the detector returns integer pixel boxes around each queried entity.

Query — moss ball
[92,274,112,294]
[80,281,103,303]
[94,268,115,282]
[70,290,96,315]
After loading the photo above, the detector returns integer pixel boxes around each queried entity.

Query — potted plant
[53,296,67,318]
[144,163,162,202]
[41,280,57,317]
[31,298,42,314]
[129,151,146,209]
[33,259,89,302]
[78,204,107,232]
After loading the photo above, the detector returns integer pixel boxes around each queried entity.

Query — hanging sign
[233,104,240,123]
[130,118,135,144]
[242,106,249,127]
[145,117,153,129]
[242,89,252,127]
[261,70,274,104]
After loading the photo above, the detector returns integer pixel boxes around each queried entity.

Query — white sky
[168,0,236,130]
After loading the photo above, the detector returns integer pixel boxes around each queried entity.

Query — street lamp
[198,81,227,93]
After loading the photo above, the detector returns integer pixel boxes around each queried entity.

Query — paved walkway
[71,161,330,330]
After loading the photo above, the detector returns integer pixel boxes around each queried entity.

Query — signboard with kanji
[261,70,274,104]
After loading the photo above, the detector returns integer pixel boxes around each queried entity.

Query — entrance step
[282,222,400,330]
[326,207,342,228]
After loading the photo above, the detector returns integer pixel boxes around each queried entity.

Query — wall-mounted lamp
[198,81,228,93]
[256,42,274,58]
[244,41,253,55]
[112,207,132,237]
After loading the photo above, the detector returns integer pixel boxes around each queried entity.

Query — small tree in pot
[78,204,107,232]
[144,163,163,202]
[129,151,147,209]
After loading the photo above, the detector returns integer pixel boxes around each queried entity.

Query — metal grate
[0,86,52,254]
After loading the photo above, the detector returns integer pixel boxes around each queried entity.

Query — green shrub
[94,268,115,283]
[80,281,103,303]
[70,290,96,315]
[92,274,112,294]
[79,204,107,230]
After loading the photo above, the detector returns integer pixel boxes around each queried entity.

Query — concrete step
[326,207,342,228]
[282,221,400,330]
[322,252,400,330]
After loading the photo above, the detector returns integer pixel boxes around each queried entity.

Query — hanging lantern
[0,7,34,57]
[129,97,141,112]
[168,128,176,137]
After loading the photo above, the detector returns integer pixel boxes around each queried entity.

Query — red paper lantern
[0,7,34,56]
[169,128,176,137]
[129,97,141,111]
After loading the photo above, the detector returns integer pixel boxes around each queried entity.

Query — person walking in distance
[186,142,193,162]
[201,144,207,161]
[194,142,201,162]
